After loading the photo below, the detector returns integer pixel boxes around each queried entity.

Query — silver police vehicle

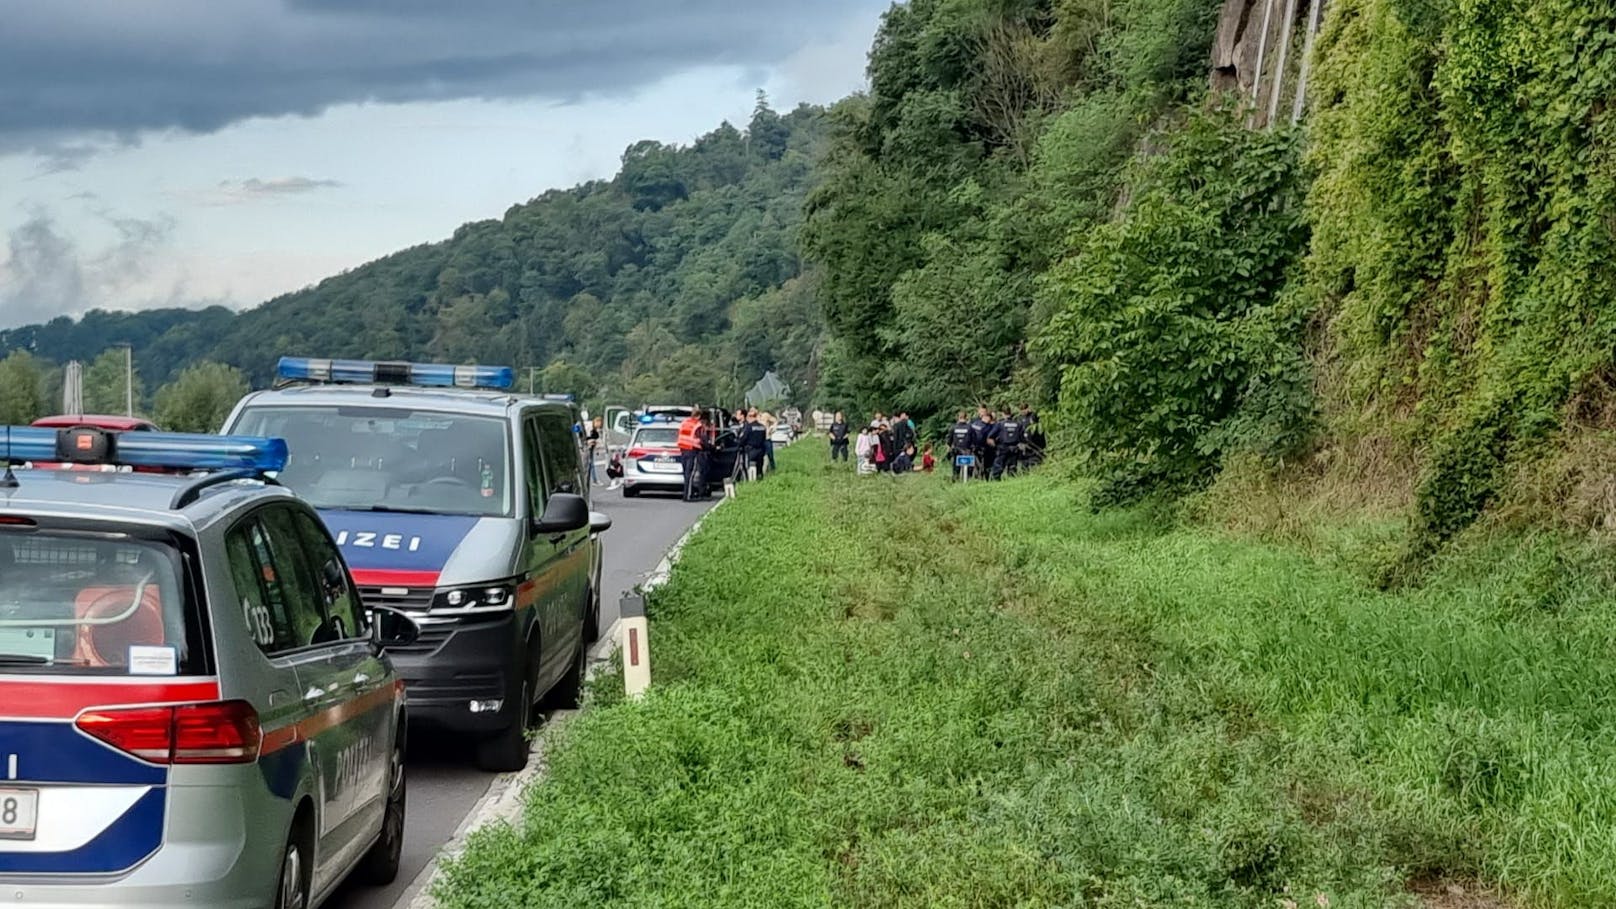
[222,358,610,772]
[0,423,414,909]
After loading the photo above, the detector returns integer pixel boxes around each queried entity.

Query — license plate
[0,787,38,840]
[648,462,681,473]
[0,628,56,661]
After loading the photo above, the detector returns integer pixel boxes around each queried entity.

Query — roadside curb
[395,497,728,909]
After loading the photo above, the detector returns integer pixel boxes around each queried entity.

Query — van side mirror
[369,606,420,649]
[534,492,590,535]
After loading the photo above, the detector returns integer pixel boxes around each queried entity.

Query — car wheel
[276,838,308,909]
[475,677,530,773]
[584,586,601,642]
[544,638,587,710]
[358,733,407,885]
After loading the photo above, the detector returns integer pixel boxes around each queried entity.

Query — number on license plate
[0,787,38,840]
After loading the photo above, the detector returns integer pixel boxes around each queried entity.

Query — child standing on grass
[855,424,876,476]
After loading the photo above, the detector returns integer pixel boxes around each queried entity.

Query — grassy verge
[436,443,1616,908]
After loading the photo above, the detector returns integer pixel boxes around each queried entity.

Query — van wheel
[358,734,407,885]
[276,836,309,909]
[476,677,530,773]
[545,639,587,710]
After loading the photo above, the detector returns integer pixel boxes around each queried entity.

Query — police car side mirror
[534,493,589,535]
[369,606,420,649]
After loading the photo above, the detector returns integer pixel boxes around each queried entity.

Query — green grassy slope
[436,445,1616,907]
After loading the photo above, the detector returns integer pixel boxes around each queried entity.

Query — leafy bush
[1035,111,1311,502]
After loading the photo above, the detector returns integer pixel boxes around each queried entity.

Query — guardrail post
[619,591,650,698]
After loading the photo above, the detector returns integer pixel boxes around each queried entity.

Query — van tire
[544,639,586,710]
[475,677,530,773]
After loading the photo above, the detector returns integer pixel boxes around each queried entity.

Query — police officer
[946,411,976,481]
[1019,403,1045,469]
[994,407,1025,480]
[828,411,850,463]
[968,407,989,468]
[893,411,917,457]
[742,408,768,479]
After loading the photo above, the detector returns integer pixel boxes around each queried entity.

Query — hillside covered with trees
[804,0,1616,563]
[0,96,827,415]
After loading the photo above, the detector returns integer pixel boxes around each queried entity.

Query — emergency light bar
[0,426,288,473]
[275,357,516,391]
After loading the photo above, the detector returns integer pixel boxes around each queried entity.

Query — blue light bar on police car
[276,357,516,391]
[0,426,288,473]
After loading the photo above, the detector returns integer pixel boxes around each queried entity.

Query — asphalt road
[326,484,717,909]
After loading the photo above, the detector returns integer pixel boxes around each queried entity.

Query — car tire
[276,836,309,909]
[358,733,406,885]
[475,677,530,773]
[544,638,587,710]
[584,586,601,643]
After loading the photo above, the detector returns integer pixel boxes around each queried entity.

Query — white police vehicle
[222,359,611,772]
[0,424,414,909]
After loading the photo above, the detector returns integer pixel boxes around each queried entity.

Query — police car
[222,358,611,772]
[0,424,413,909]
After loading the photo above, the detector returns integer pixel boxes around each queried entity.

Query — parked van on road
[223,358,612,771]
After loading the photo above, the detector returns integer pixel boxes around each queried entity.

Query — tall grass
[437,446,1616,907]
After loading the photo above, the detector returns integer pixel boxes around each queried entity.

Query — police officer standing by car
[947,411,977,481]
[993,407,1026,480]
[743,408,768,479]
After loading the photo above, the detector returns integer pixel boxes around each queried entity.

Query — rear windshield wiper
[0,653,49,665]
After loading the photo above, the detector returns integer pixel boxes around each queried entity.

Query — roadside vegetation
[437,444,1616,907]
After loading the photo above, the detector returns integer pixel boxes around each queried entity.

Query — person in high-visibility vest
[678,410,705,501]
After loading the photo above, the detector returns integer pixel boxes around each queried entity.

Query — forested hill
[0,99,828,405]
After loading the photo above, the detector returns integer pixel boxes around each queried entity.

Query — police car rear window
[633,427,679,447]
[0,533,198,676]
[231,406,513,517]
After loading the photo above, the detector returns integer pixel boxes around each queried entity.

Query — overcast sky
[0,0,887,329]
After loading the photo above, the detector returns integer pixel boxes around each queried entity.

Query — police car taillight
[76,701,262,765]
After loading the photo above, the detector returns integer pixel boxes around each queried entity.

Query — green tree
[82,349,144,416]
[152,362,250,433]
[0,351,48,424]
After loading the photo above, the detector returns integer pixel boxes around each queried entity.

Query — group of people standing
[945,405,1044,480]
[828,411,937,476]
[675,406,780,501]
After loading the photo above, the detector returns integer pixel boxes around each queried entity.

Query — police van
[0,424,413,909]
[222,358,611,772]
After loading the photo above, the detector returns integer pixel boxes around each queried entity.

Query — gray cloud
[0,0,885,152]
[0,209,179,326]
[221,176,344,198]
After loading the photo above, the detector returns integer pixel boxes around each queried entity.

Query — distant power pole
[62,361,83,414]
[123,345,134,417]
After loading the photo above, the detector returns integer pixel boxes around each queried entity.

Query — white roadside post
[619,591,651,698]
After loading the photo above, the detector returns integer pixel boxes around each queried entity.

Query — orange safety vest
[677,416,702,451]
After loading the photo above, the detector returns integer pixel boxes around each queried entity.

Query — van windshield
[232,406,513,517]
[0,531,199,676]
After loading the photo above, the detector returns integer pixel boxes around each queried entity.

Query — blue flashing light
[276,357,515,391]
[0,426,287,473]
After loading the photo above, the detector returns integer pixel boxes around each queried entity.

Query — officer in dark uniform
[946,411,976,481]
[742,409,768,479]
[968,407,990,471]
[978,408,999,476]
[993,408,1025,480]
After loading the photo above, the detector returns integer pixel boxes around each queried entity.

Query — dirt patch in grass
[1410,876,1514,909]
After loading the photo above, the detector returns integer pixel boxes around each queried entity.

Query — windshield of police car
[232,406,513,517]
[0,533,196,676]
